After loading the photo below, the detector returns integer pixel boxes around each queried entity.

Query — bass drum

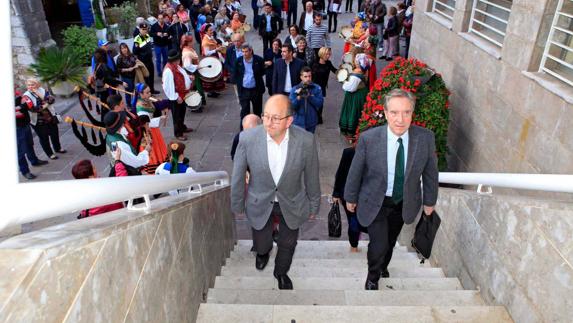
[198,57,223,82]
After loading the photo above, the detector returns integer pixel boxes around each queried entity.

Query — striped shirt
[306,23,331,49]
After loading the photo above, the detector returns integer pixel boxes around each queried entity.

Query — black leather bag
[328,201,342,237]
[411,210,441,262]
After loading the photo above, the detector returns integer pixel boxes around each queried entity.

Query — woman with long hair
[133,83,168,174]
[264,38,283,95]
[201,23,226,97]
[115,43,137,109]
[181,34,207,110]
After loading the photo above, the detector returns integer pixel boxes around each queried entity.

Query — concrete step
[235,239,408,251]
[220,265,445,278]
[214,276,463,291]
[230,247,419,261]
[197,304,514,323]
[206,289,484,306]
[225,257,431,268]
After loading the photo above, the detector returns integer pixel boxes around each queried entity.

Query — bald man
[231,114,262,160]
[231,95,321,290]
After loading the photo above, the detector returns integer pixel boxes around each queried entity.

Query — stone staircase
[197,240,513,322]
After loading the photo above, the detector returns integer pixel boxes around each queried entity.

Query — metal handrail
[439,172,573,194]
[0,171,229,232]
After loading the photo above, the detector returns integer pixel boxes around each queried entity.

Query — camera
[299,83,310,98]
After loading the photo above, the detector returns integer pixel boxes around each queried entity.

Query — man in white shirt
[231,95,321,290]
[271,44,305,96]
[162,49,192,141]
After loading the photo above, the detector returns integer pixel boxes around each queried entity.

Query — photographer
[289,67,324,133]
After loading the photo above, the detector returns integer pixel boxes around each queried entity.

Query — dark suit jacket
[344,125,439,226]
[258,13,281,38]
[332,147,355,200]
[234,55,266,96]
[225,45,242,84]
[272,58,305,95]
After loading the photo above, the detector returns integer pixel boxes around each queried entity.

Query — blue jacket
[289,82,323,132]
[272,58,305,95]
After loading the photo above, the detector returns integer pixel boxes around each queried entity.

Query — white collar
[387,126,409,143]
[266,128,290,145]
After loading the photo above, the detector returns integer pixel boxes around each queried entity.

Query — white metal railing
[439,173,573,194]
[433,0,457,21]
[468,0,512,47]
[0,172,229,232]
[540,0,573,87]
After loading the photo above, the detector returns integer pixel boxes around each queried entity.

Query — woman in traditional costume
[343,13,366,54]
[133,83,168,174]
[339,53,371,142]
[201,23,226,97]
[181,35,207,109]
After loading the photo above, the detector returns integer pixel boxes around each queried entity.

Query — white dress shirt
[162,65,192,101]
[267,129,290,200]
[386,127,409,196]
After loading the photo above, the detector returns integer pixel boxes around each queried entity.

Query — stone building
[411,0,573,176]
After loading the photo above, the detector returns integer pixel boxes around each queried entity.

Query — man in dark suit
[225,34,245,84]
[259,3,281,51]
[233,43,266,123]
[272,44,305,96]
[231,95,321,290]
[344,88,439,290]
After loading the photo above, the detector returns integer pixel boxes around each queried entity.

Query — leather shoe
[381,269,390,278]
[365,279,379,290]
[255,253,270,270]
[183,127,193,133]
[32,160,48,166]
[274,273,293,290]
[24,173,37,180]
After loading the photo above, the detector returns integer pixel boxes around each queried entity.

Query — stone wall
[0,187,235,323]
[10,0,55,87]
[411,0,573,177]
[424,188,572,323]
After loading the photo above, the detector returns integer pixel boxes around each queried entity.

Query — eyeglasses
[262,114,291,124]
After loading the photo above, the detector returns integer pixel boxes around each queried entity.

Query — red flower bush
[357,57,450,170]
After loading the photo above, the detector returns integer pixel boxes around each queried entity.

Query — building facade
[411,0,573,176]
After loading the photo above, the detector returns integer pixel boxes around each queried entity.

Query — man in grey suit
[344,88,439,290]
[231,95,321,290]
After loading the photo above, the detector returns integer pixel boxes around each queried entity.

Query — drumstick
[103,84,160,102]
[198,65,213,70]
[64,116,106,132]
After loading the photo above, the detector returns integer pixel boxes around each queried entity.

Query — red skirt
[368,62,377,91]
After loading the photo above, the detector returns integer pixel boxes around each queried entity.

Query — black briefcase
[411,210,441,263]
[328,201,342,238]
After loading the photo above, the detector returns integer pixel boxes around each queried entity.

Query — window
[468,0,512,47]
[540,0,573,86]
[432,0,457,21]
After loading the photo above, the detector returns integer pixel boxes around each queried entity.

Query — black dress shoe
[255,253,270,270]
[365,279,378,290]
[32,160,48,166]
[275,274,293,290]
[381,269,390,278]
[24,173,37,180]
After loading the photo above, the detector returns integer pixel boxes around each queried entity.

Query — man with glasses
[231,95,321,290]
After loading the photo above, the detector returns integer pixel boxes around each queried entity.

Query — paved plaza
[15,2,401,239]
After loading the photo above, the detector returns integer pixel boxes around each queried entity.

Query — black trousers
[287,0,298,26]
[262,32,274,51]
[366,197,404,282]
[340,199,368,248]
[345,0,353,11]
[170,100,187,137]
[239,88,263,125]
[328,12,338,32]
[252,203,299,276]
[32,122,61,157]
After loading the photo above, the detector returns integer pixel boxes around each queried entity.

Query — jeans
[376,23,384,49]
[154,45,168,75]
[16,125,40,175]
[121,76,135,108]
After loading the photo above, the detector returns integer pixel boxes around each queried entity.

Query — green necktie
[392,138,404,204]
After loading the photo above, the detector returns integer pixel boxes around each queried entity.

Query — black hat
[104,111,126,135]
[139,22,149,29]
[167,49,181,62]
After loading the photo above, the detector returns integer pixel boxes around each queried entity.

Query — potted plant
[29,47,87,97]
[61,25,98,66]
[357,57,451,170]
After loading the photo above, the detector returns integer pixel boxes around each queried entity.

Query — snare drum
[340,26,353,40]
[198,57,223,82]
[341,63,353,73]
[342,52,354,64]
[243,23,251,32]
[336,69,349,83]
[185,92,202,108]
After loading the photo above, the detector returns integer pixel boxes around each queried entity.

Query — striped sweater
[306,23,331,49]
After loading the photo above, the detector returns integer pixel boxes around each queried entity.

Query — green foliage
[29,47,86,87]
[358,57,451,170]
[61,25,98,65]
[118,2,138,39]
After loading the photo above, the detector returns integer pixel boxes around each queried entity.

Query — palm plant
[29,47,86,87]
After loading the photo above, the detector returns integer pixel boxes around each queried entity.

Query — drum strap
[166,63,187,100]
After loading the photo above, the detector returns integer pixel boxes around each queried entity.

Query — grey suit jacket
[344,125,439,226]
[231,125,321,230]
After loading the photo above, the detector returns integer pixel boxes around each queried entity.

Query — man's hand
[309,214,316,221]
[346,202,356,212]
[332,197,340,203]
[423,205,434,216]
[177,96,183,104]
[144,143,152,152]
[113,147,122,161]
